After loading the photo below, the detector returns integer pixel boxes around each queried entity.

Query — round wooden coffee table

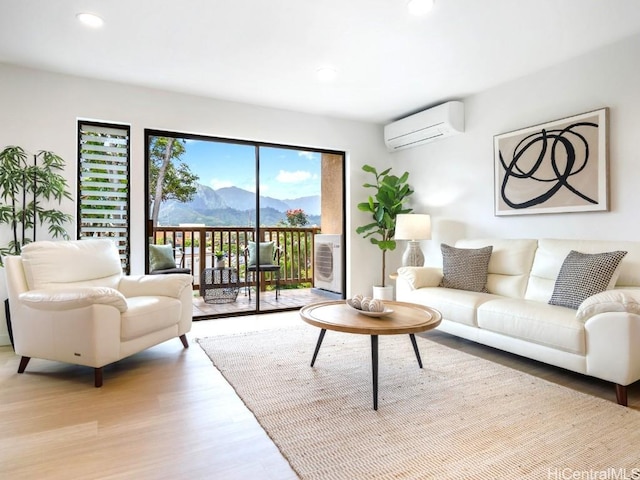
[299,300,442,410]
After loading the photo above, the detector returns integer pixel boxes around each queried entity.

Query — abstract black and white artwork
[494,108,608,216]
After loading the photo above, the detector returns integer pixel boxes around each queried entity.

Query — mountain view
[158,183,321,227]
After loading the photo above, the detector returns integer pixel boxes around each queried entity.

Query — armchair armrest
[397,266,443,290]
[19,287,128,312]
[577,289,640,322]
[118,274,193,299]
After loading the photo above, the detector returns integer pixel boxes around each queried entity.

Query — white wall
[391,33,640,266]
[0,63,390,345]
[3,32,640,346]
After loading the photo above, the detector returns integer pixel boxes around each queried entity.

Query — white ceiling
[2,0,640,124]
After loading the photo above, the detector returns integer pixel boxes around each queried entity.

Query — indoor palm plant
[356,164,413,293]
[0,146,73,265]
[1,145,73,347]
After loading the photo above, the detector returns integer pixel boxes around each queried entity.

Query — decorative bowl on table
[346,296,394,317]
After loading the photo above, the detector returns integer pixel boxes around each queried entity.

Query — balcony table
[200,267,240,304]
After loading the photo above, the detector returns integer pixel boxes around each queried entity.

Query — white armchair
[4,239,193,387]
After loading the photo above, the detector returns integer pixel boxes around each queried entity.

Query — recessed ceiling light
[316,67,338,82]
[76,12,104,28]
[407,0,435,16]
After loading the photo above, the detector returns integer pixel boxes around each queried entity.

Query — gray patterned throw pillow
[548,250,628,310]
[439,244,493,293]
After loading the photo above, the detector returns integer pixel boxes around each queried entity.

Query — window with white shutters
[78,121,131,272]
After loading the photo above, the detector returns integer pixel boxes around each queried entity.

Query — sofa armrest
[397,266,443,290]
[19,287,128,312]
[118,274,193,299]
[577,289,640,322]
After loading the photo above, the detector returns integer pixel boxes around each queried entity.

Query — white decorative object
[351,294,363,309]
[368,298,385,312]
[395,214,432,267]
[372,285,394,300]
[346,299,394,317]
[361,297,372,311]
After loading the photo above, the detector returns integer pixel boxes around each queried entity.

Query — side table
[200,267,240,304]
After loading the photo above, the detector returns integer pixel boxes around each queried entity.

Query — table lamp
[394,214,431,267]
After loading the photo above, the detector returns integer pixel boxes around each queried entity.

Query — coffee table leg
[371,335,378,410]
[409,334,423,368]
[310,329,327,367]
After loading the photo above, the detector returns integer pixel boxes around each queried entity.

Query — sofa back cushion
[20,239,123,291]
[455,239,538,299]
[525,239,640,302]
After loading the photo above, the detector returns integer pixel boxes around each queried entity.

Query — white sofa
[396,238,640,406]
[4,239,194,387]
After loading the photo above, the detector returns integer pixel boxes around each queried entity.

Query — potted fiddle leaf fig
[356,164,413,298]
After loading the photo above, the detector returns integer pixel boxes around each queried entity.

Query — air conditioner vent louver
[315,243,334,281]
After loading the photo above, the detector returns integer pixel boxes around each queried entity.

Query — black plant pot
[4,298,14,350]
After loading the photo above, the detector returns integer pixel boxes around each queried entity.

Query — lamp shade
[394,214,431,241]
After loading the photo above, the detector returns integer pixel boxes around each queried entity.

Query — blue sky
[183,140,321,200]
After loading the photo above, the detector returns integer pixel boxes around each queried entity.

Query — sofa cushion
[21,239,123,290]
[549,250,627,309]
[478,298,585,355]
[399,287,497,327]
[525,239,640,302]
[456,239,538,298]
[120,296,182,341]
[439,244,493,293]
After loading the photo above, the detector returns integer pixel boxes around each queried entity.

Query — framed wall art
[494,108,608,216]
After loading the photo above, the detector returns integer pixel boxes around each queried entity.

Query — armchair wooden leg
[615,384,628,406]
[94,367,103,388]
[17,356,31,373]
[179,334,189,348]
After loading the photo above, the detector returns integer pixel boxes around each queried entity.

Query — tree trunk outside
[150,141,174,228]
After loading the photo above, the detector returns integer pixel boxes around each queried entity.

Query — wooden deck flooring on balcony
[192,287,340,318]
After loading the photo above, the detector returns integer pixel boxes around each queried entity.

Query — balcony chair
[4,239,193,387]
[149,241,191,275]
[244,241,282,300]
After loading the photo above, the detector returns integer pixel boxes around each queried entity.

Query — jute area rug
[198,326,640,479]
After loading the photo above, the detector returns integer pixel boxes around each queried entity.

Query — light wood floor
[1,312,638,479]
[192,287,337,318]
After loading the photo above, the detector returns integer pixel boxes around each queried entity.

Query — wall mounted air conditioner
[384,101,464,152]
[314,234,342,294]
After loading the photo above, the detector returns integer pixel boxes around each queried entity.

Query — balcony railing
[150,225,322,291]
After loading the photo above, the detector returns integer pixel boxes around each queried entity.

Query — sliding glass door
[145,130,344,318]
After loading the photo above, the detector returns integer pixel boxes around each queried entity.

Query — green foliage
[149,137,199,227]
[356,164,413,286]
[284,208,310,227]
[0,146,73,266]
[149,138,195,201]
